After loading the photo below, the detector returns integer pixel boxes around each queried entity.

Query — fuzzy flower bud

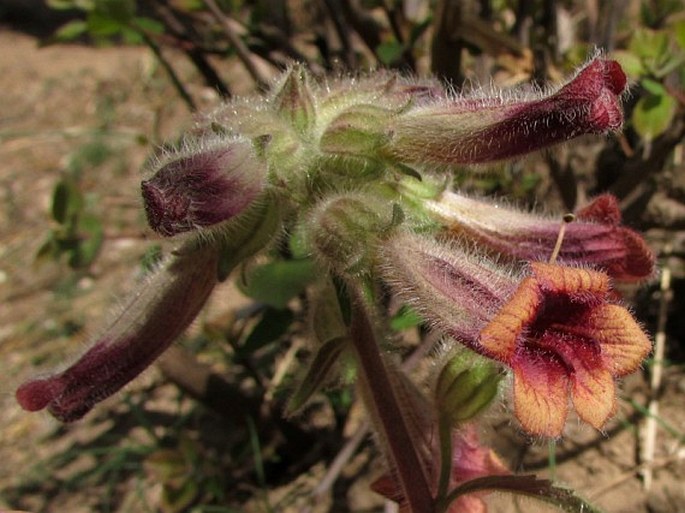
[309,193,402,275]
[384,57,627,164]
[141,137,266,237]
[435,351,501,425]
[426,192,655,281]
[16,243,219,421]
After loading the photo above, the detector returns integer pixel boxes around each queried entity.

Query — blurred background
[1,1,684,511]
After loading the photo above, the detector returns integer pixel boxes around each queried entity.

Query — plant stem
[349,293,434,513]
[436,416,453,509]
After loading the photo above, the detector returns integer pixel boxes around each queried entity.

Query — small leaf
[611,50,645,78]
[133,16,165,34]
[632,92,677,140]
[641,78,666,96]
[287,336,349,414]
[376,40,405,66]
[54,20,88,41]
[241,259,316,309]
[240,307,294,355]
[69,214,104,268]
[390,305,422,331]
[51,179,83,224]
[87,11,125,37]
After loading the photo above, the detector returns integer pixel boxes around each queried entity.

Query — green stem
[349,293,434,513]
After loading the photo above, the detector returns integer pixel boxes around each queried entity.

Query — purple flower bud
[142,138,266,237]
[385,57,627,164]
[16,244,219,421]
[427,192,655,281]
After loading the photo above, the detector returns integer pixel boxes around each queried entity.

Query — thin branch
[203,0,270,90]
[139,30,197,111]
[640,246,673,490]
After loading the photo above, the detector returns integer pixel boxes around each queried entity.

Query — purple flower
[16,244,219,421]
[380,233,652,436]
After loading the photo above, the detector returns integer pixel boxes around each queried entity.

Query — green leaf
[632,92,677,140]
[240,307,294,355]
[286,336,349,414]
[51,179,82,224]
[54,20,88,41]
[69,214,104,268]
[641,78,666,96]
[133,16,165,35]
[390,305,422,331]
[94,0,136,24]
[376,40,405,66]
[87,11,125,37]
[442,474,604,513]
[241,259,316,309]
[674,20,685,50]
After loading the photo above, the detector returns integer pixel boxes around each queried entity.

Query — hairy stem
[349,292,434,513]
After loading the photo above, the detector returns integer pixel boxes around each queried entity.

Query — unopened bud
[435,351,501,425]
[272,64,316,134]
[310,193,401,275]
[141,137,266,237]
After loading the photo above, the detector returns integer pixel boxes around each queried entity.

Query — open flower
[381,233,652,437]
[479,262,651,436]
[426,192,655,281]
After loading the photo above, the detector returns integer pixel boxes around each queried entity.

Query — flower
[16,243,219,421]
[380,233,652,437]
[426,192,655,281]
[479,262,651,437]
[142,137,266,237]
[384,56,627,164]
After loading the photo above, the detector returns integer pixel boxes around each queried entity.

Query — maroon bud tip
[16,378,64,412]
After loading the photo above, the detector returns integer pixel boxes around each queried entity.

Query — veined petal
[585,303,652,376]
[537,333,615,430]
[512,354,569,437]
[479,277,540,361]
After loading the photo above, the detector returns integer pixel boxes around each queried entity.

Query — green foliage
[37,140,113,269]
[614,22,684,141]
[48,0,164,44]
[239,259,316,309]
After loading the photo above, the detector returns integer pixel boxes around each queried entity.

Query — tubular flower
[16,243,219,421]
[384,57,627,165]
[381,233,652,437]
[426,192,655,281]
